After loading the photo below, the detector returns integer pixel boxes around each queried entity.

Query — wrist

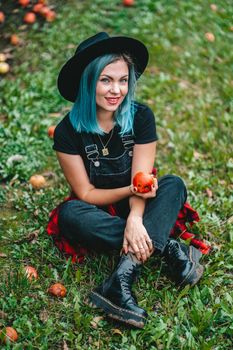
[127,213,143,222]
[129,184,134,196]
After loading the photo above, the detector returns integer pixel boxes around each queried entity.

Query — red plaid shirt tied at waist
[47,197,211,263]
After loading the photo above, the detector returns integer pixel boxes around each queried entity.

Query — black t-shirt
[53,101,158,175]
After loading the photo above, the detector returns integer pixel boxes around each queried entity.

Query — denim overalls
[58,131,187,253]
[82,131,134,218]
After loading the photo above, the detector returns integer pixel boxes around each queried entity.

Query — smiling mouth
[105,97,121,104]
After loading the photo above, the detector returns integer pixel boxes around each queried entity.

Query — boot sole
[88,291,147,329]
[179,246,204,288]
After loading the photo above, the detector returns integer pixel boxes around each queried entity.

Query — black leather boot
[88,254,148,328]
[162,239,204,287]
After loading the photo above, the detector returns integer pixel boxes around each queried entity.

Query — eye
[120,78,128,83]
[100,78,110,83]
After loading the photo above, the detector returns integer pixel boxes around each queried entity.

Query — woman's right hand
[129,177,158,199]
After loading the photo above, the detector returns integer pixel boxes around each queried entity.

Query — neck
[97,109,115,133]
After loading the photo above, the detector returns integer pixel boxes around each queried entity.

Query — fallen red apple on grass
[205,32,215,42]
[33,3,44,13]
[29,174,46,189]
[19,0,30,7]
[24,266,38,280]
[48,283,67,297]
[24,12,36,24]
[123,0,135,6]
[10,34,20,46]
[45,10,56,22]
[0,11,5,23]
[0,327,18,344]
[133,172,154,193]
[0,53,7,62]
[0,62,10,74]
[47,125,56,138]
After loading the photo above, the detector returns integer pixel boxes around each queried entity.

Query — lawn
[0,0,233,349]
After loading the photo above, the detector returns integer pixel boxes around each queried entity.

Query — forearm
[80,185,132,206]
[128,195,146,219]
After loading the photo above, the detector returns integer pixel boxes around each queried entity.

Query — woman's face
[96,58,129,116]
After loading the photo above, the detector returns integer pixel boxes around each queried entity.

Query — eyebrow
[100,74,129,79]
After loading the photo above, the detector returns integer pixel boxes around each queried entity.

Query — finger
[137,242,148,262]
[140,240,150,260]
[153,178,158,191]
[123,238,129,254]
[128,244,135,253]
[131,243,142,261]
[145,236,153,252]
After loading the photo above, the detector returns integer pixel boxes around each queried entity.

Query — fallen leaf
[66,44,76,49]
[18,25,27,30]
[193,150,204,160]
[33,209,40,217]
[9,175,19,186]
[48,113,61,118]
[112,328,123,336]
[2,47,14,54]
[0,311,8,319]
[205,188,213,198]
[178,80,189,89]
[93,341,101,348]
[205,32,215,42]
[63,340,69,350]
[0,114,7,122]
[13,229,39,245]
[42,171,57,179]
[210,4,217,11]
[90,316,104,329]
[211,241,222,251]
[39,309,49,323]
[153,301,163,312]
[218,179,226,185]
[227,216,233,225]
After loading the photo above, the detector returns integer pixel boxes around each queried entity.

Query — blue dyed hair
[69,53,138,135]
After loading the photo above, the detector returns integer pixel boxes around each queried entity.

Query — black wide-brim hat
[57,32,149,102]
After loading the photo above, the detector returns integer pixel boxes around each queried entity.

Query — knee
[58,200,97,227]
[159,174,187,196]
[58,200,81,226]
[170,175,186,192]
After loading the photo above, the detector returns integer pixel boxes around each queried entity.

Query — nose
[110,83,120,94]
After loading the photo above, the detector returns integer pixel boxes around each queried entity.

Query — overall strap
[81,133,100,166]
[121,134,135,156]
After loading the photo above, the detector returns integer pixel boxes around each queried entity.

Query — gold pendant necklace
[97,128,114,156]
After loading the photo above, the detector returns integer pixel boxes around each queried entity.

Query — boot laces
[167,241,187,262]
[121,266,137,297]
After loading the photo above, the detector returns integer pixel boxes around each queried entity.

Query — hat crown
[75,32,109,55]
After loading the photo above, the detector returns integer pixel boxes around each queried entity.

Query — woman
[52,32,204,328]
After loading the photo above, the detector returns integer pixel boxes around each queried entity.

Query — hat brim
[57,36,149,102]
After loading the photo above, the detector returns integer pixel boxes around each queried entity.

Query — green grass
[0,0,233,348]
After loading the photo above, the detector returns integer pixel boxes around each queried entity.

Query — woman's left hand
[122,216,154,262]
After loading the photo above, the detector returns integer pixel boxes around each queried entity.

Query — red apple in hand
[133,172,154,193]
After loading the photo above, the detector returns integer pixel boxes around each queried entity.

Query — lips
[105,97,120,105]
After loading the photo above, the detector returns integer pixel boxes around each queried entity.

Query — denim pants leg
[58,175,187,253]
[143,174,187,252]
